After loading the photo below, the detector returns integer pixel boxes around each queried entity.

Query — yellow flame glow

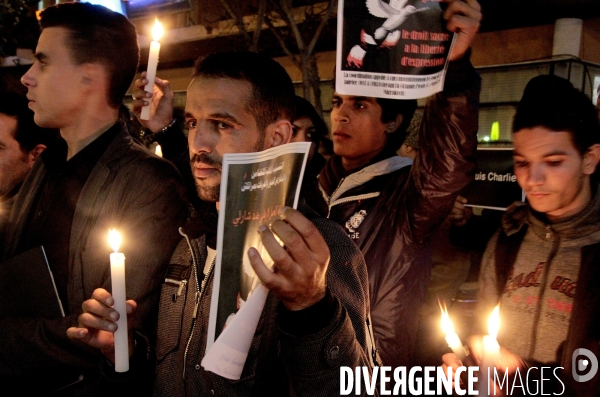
[108,229,122,253]
[152,19,164,42]
[488,305,500,340]
[439,302,455,335]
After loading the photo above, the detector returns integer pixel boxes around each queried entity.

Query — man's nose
[21,66,36,88]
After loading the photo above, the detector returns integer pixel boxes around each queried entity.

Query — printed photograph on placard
[336,0,454,99]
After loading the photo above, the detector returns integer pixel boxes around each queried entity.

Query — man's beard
[190,132,266,203]
[191,152,222,202]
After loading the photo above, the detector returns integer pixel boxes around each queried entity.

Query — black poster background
[215,152,306,340]
[460,148,524,210]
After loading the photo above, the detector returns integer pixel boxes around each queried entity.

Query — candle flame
[151,19,164,42]
[488,305,500,340]
[439,301,455,335]
[108,229,122,252]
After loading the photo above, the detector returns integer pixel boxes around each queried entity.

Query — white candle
[440,304,467,360]
[141,19,163,120]
[479,305,501,396]
[155,144,163,157]
[109,229,129,372]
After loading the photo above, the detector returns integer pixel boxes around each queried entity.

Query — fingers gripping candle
[140,19,163,120]
[109,229,129,372]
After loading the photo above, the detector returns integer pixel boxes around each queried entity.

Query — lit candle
[155,144,163,157]
[440,304,467,361]
[108,229,129,372]
[479,305,501,396]
[141,19,163,120]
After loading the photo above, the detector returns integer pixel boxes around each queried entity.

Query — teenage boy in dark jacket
[319,0,481,367]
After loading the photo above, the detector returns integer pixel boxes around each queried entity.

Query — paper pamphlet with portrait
[336,0,456,99]
[201,142,311,380]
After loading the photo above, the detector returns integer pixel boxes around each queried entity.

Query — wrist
[141,118,177,144]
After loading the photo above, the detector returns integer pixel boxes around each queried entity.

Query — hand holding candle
[479,305,500,396]
[141,19,163,120]
[439,302,467,361]
[109,229,129,372]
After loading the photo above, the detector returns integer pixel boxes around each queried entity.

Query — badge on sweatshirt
[346,210,367,239]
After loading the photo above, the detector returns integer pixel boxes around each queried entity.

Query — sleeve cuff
[277,288,337,336]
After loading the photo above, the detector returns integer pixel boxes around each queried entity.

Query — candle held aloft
[108,229,129,372]
[141,19,163,120]
[155,144,163,157]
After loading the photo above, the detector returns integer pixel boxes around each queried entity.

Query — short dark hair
[0,91,59,151]
[39,2,139,108]
[513,75,600,155]
[376,97,417,151]
[294,95,328,145]
[192,51,295,132]
[331,71,417,151]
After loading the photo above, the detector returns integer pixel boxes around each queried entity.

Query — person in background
[0,91,59,241]
[291,95,330,215]
[318,0,481,368]
[0,91,58,204]
[442,74,600,396]
[1,3,188,395]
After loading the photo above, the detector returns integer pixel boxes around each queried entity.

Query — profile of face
[0,114,35,200]
[185,77,282,203]
[513,127,600,221]
[330,92,397,170]
[21,27,89,129]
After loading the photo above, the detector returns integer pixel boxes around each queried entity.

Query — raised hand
[444,0,482,61]
[248,207,329,311]
[131,72,175,133]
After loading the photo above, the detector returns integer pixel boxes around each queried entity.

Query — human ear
[583,144,600,175]
[27,144,46,167]
[385,114,403,133]
[267,120,292,148]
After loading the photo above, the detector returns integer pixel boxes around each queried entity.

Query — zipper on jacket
[179,228,215,382]
[365,316,380,367]
[528,225,559,358]
[325,177,345,218]
[165,278,187,300]
[325,177,382,218]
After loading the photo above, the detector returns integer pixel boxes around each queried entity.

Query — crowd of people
[0,1,599,396]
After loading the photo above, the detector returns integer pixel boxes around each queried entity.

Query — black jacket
[153,204,375,396]
[318,58,480,367]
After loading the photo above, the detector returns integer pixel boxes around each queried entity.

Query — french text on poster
[336,0,455,99]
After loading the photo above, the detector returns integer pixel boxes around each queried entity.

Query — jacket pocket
[156,264,190,361]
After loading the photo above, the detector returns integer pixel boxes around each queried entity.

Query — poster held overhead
[336,0,454,99]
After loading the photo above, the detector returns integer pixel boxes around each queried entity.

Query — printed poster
[336,0,455,99]
[202,142,310,380]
